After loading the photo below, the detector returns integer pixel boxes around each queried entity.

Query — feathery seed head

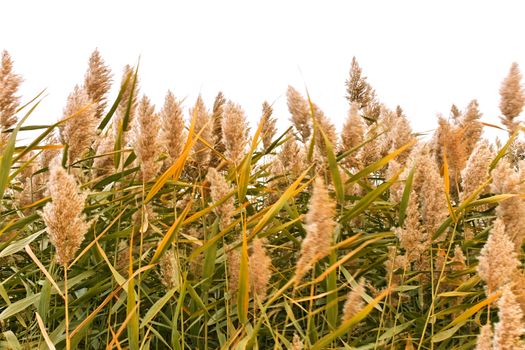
[0,50,22,147]
[59,85,98,163]
[287,86,311,144]
[341,102,365,168]
[477,219,520,294]
[291,333,304,350]
[460,139,494,201]
[159,249,180,290]
[0,50,22,136]
[295,177,336,284]
[160,90,185,166]
[493,284,525,350]
[261,101,277,150]
[132,95,161,182]
[475,324,493,350]
[249,238,272,302]
[41,160,89,266]
[342,278,366,322]
[490,158,525,250]
[221,100,250,164]
[499,62,525,133]
[206,168,235,228]
[84,49,112,119]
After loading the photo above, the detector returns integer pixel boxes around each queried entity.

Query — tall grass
[1,50,525,349]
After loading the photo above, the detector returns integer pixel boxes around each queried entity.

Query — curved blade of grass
[36,312,56,350]
[2,330,22,350]
[150,200,192,265]
[140,288,176,328]
[0,293,40,321]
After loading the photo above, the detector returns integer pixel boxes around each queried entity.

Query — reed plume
[83,49,112,119]
[0,50,21,127]
[277,133,306,179]
[159,249,180,290]
[460,100,483,156]
[499,62,524,134]
[475,324,493,350]
[206,168,235,228]
[413,145,448,236]
[59,85,98,163]
[0,50,22,149]
[477,218,520,294]
[160,90,185,166]
[291,333,304,350]
[131,96,161,181]
[460,139,494,201]
[261,101,277,150]
[227,245,241,295]
[41,160,90,266]
[340,102,365,169]
[287,86,311,144]
[295,178,336,284]
[345,56,373,110]
[490,159,525,250]
[191,95,214,166]
[221,101,249,164]
[342,278,366,322]
[493,284,525,350]
[249,238,272,302]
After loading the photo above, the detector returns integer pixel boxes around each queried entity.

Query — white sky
[2,0,525,142]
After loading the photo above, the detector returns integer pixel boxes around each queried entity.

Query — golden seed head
[0,50,22,137]
[221,100,250,164]
[342,278,366,322]
[477,219,520,294]
[499,62,525,133]
[295,177,336,284]
[493,284,525,349]
[475,324,493,350]
[287,86,311,144]
[206,168,235,228]
[59,85,98,163]
[249,238,272,302]
[84,49,112,119]
[160,90,185,166]
[159,249,180,290]
[132,95,161,182]
[41,160,89,266]
[261,101,277,150]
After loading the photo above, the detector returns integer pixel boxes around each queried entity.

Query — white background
[2,0,525,142]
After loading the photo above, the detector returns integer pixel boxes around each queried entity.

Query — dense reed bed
[1,50,525,349]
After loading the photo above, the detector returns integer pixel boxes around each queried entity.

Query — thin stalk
[64,265,70,350]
